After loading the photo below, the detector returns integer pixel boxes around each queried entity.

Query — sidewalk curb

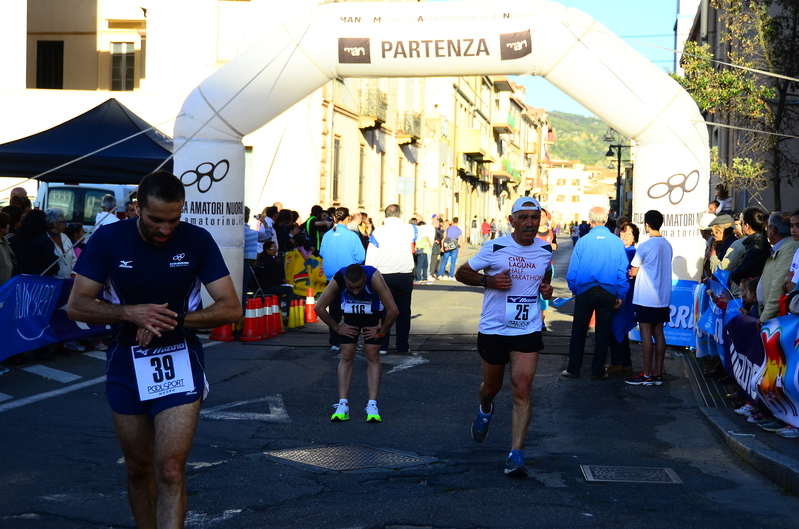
[680,356,799,493]
[700,407,799,493]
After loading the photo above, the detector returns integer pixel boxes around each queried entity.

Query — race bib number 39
[505,295,537,329]
[132,341,194,401]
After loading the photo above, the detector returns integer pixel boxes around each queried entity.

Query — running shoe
[330,345,341,352]
[94,341,108,352]
[365,403,382,422]
[471,403,494,443]
[759,419,786,432]
[63,341,86,352]
[747,411,774,425]
[644,375,664,386]
[734,403,756,417]
[504,449,528,478]
[330,402,349,422]
[625,373,652,386]
[777,425,799,439]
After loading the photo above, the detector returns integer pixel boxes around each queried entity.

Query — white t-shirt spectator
[790,247,799,283]
[631,236,673,308]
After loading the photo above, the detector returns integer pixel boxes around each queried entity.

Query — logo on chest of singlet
[170,253,190,268]
[119,260,133,269]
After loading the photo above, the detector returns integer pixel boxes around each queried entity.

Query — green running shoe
[365,403,382,422]
[330,402,349,422]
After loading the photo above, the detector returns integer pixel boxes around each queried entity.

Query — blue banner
[0,275,63,361]
[757,315,799,427]
[630,279,697,347]
[723,314,764,407]
[0,276,111,360]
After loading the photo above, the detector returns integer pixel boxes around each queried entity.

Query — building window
[37,41,64,89]
[358,145,366,206]
[556,178,566,186]
[111,42,135,91]
[572,195,580,202]
[332,138,342,203]
[556,195,566,202]
[572,179,580,186]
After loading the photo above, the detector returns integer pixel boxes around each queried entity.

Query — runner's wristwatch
[480,276,488,287]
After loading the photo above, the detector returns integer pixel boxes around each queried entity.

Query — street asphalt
[1,239,799,528]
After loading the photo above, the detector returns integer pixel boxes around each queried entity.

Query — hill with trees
[547,111,616,165]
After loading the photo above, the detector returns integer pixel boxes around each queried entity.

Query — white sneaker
[379,350,387,355]
[776,424,799,438]
[330,402,349,422]
[63,341,86,352]
[365,403,382,422]
[330,345,341,352]
[734,403,756,417]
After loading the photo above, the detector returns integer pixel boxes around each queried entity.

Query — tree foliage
[673,0,799,209]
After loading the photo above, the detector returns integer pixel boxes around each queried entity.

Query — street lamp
[603,127,632,218]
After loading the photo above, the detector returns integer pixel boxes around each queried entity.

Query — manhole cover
[264,444,433,471]
[581,465,682,484]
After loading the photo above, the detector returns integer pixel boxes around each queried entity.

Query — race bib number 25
[131,341,194,401]
[505,295,537,329]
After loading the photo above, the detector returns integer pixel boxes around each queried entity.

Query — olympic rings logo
[647,170,699,205]
[173,253,185,261]
[180,160,230,194]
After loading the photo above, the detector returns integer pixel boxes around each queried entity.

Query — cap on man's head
[511,197,542,214]
[709,214,733,226]
[697,213,716,230]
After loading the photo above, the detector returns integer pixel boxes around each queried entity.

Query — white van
[34,182,137,231]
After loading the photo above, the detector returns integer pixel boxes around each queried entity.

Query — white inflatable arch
[173,0,709,298]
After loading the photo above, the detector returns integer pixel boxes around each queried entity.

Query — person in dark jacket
[731,207,771,285]
[16,210,52,276]
[251,240,295,316]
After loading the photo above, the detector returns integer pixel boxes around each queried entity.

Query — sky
[431,0,685,117]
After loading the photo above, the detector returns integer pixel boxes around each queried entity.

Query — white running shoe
[777,424,799,439]
[734,403,756,417]
[330,402,349,421]
[365,403,382,422]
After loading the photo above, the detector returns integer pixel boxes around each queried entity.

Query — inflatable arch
[173,0,709,299]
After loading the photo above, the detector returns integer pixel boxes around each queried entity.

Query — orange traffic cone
[261,296,272,339]
[274,296,285,335]
[254,296,268,340]
[210,323,235,342]
[240,298,262,342]
[267,296,278,337]
[305,288,318,323]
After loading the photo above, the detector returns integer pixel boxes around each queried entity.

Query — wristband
[480,275,488,287]
[175,312,186,329]
[376,331,386,338]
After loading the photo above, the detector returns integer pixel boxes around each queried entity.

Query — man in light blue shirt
[563,207,630,379]
[320,207,366,350]
[243,206,259,307]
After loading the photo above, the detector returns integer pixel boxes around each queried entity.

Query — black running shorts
[477,331,544,366]
[633,304,670,324]
[338,313,383,345]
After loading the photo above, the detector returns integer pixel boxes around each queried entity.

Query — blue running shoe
[504,449,528,478]
[471,403,494,442]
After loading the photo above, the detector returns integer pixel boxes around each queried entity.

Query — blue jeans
[438,248,459,277]
[415,251,429,281]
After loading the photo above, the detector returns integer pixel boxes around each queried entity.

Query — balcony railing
[396,111,421,143]
[358,89,388,128]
